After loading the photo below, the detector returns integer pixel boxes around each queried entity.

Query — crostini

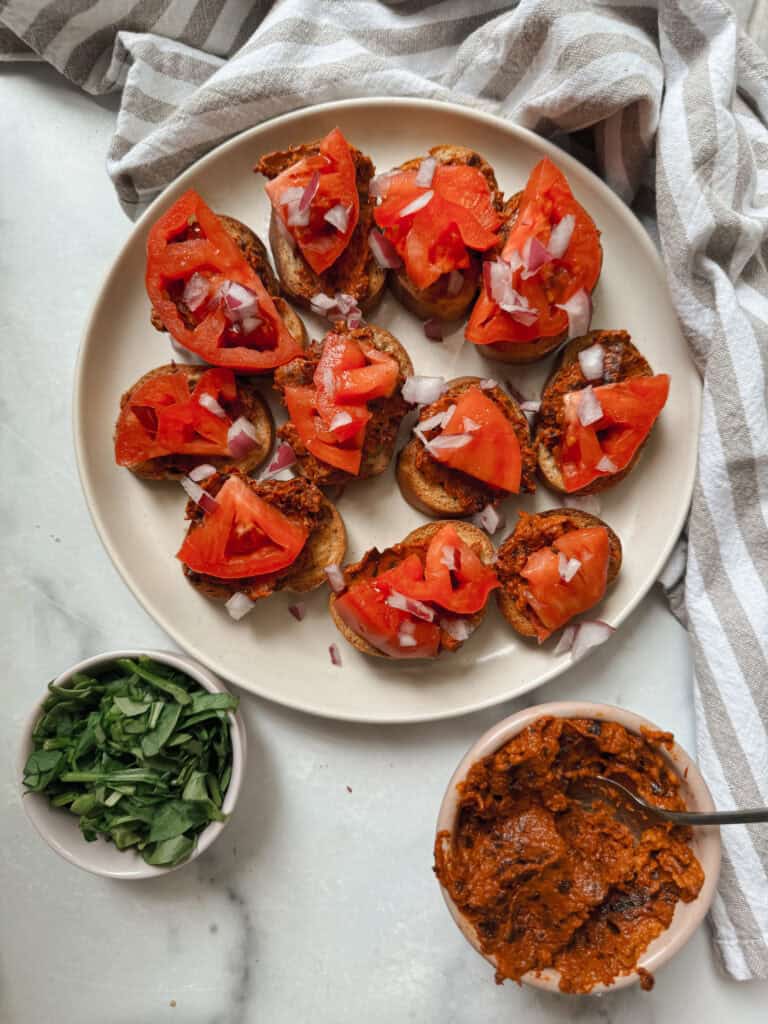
[273,321,413,486]
[371,145,503,321]
[146,189,306,372]
[255,127,385,316]
[329,521,498,659]
[466,157,602,363]
[535,330,670,495]
[114,364,273,480]
[495,510,622,642]
[397,377,536,518]
[177,470,346,609]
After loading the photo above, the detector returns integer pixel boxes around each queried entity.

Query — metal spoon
[574,775,768,826]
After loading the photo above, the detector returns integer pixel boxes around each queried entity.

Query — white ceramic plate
[74,98,700,724]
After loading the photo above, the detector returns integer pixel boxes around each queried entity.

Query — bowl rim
[17,648,247,880]
[434,700,722,994]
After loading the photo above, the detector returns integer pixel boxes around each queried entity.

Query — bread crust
[114,363,274,480]
[396,377,536,518]
[535,330,654,495]
[273,321,414,487]
[329,520,495,659]
[495,509,622,639]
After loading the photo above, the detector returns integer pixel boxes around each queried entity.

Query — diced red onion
[181,476,219,515]
[426,433,472,454]
[329,643,343,667]
[484,260,511,303]
[566,494,602,515]
[556,288,592,340]
[227,417,259,458]
[414,409,448,436]
[521,235,552,279]
[446,270,464,296]
[397,627,418,648]
[329,411,353,432]
[198,392,227,419]
[346,314,363,329]
[520,400,541,414]
[479,378,498,391]
[597,455,618,473]
[310,292,337,314]
[424,318,444,341]
[415,156,437,188]
[240,315,263,335]
[578,343,605,381]
[471,504,505,535]
[399,190,434,218]
[225,592,255,621]
[439,616,474,642]
[442,404,457,428]
[335,293,357,316]
[220,281,259,319]
[183,272,211,313]
[402,375,446,405]
[440,546,458,572]
[286,200,310,227]
[324,203,350,233]
[261,442,297,479]
[368,229,402,269]
[325,564,346,593]
[577,386,604,427]
[504,248,523,272]
[553,624,578,655]
[571,620,615,659]
[299,170,320,213]
[188,463,217,482]
[548,213,575,259]
[386,590,435,622]
[288,603,306,622]
[463,417,481,433]
[558,553,582,583]
[369,171,394,198]
[279,186,304,206]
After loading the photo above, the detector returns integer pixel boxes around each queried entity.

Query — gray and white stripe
[2,0,768,979]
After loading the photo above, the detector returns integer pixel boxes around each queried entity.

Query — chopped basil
[23,657,238,867]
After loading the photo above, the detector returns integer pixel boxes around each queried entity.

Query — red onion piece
[198,393,227,419]
[310,292,337,314]
[577,386,604,427]
[279,186,304,206]
[414,409,449,436]
[440,546,458,571]
[188,463,217,482]
[329,411,353,432]
[260,442,296,479]
[441,404,457,428]
[446,269,464,296]
[548,213,575,259]
[426,433,472,454]
[397,626,418,648]
[558,553,582,583]
[439,616,474,642]
[596,455,618,473]
[571,620,615,659]
[553,624,578,655]
[424,318,444,341]
[288,603,306,622]
[479,378,498,391]
[578,343,604,381]
[402,375,446,405]
[415,156,437,188]
[286,200,310,227]
[485,260,511,302]
[565,494,602,515]
[335,292,357,316]
[299,170,320,213]
[329,643,343,667]
[324,203,350,233]
[556,288,592,340]
[325,564,346,593]
[520,400,541,414]
[463,416,481,433]
[227,417,258,458]
[220,281,259,320]
[521,235,551,279]
[346,314,363,329]
[471,504,505,535]
[225,592,255,621]
[183,272,211,313]
[369,171,394,198]
[181,476,219,515]
[386,590,436,622]
[368,229,402,269]
[240,315,263,335]
[399,190,434,218]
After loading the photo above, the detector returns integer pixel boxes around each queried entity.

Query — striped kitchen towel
[2,0,768,979]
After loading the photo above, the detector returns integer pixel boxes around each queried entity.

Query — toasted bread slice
[495,509,622,639]
[536,330,654,495]
[396,377,536,518]
[274,321,414,487]
[150,213,307,351]
[181,472,346,603]
[115,363,274,481]
[256,139,385,314]
[388,146,503,321]
[329,520,494,659]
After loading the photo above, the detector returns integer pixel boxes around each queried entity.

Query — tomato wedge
[560,375,670,492]
[424,386,523,492]
[177,476,308,580]
[466,158,601,346]
[521,527,610,641]
[374,163,500,290]
[263,128,359,274]
[146,189,302,372]
[115,368,238,467]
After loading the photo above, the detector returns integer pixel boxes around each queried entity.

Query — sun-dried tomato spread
[434,716,704,993]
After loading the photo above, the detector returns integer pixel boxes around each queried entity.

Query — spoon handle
[660,807,768,826]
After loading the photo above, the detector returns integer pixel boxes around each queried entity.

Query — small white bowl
[18,648,246,880]
[435,701,722,994]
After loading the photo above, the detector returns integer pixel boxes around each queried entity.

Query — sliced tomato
[177,475,308,579]
[466,157,602,347]
[392,525,499,614]
[521,526,610,641]
[263,128,359,274]
[560,375,670,492]
[146,189,302,372]
[425,386,523,492]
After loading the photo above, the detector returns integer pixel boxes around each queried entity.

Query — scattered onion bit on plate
[402,375,446,406]
[471,504,506,536]
[554,620,615,658]
[329,643,343,667]
[225,592,255,621]
[288,603,306,622]
[423,318,444,341]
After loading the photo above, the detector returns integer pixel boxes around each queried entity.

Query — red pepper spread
[434,716,704,993]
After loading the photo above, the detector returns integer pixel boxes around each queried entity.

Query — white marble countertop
[2,64,767,1024]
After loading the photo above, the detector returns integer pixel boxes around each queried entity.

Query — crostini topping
[310,290,364,328]
[177,475,309,580]
[402,375,447,405]
[419,386,524,493]
[264,128,360,274]
[415,156,437,188]
[368,229,402,269]
[373,162,501,290]
[198,392,227,418]
[482,261,539,323]
[261,441,297,478]
[324,563,346,593]
[227,417,259,459]
[188,463,217,482]
[225,592,256,620]
[577,342,605,381]
[466,158,601,346]
[555,287,592,340]
[146,190,302,372]
[471,503,506,536]
[181,476,219,515]
[559,375,670,492]
[520,526,610,641]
